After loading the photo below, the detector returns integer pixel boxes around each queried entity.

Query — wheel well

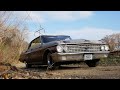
[43,49,52,61]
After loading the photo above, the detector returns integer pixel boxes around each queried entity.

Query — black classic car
[19,35,110,69]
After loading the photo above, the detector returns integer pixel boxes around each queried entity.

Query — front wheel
[85,59,99,67]
[46,53,54,70]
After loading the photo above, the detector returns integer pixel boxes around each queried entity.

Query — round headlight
[56,45,63,52]
[104,45,109,51]
[101,46,105,51]
[64,46,68,52]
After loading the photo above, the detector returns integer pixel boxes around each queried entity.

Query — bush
[0,30,28,64]
[99,57,120,66]
[0,11,28,65]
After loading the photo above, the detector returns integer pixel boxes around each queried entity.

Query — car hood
[42,39,106,49]
[57,39,106,45]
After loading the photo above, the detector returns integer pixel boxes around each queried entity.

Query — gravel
[0,64,120,79]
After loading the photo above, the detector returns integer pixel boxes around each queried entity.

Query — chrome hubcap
[47,54,51,66]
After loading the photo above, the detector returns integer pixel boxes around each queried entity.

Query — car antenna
[34,25,45,37]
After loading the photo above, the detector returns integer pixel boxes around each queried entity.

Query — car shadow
[24,64,89,71]
[58,65,82,70]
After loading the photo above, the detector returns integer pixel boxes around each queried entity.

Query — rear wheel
[85,59,99,67]
[26,63,32,68]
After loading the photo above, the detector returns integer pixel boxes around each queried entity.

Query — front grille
[64,44,101,53]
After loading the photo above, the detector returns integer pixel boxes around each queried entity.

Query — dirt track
[1,63,120,79]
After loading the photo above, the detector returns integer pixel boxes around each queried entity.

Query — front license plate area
[84,54,92,60]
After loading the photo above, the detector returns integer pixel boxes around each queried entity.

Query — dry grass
[99,57,120,66]
[0,11,28,65]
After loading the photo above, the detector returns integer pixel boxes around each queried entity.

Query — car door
[24,40,35,63]
[25,48,32,63]
[27,37,43,64]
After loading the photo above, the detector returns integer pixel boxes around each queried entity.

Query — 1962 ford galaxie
[19,35,110,69]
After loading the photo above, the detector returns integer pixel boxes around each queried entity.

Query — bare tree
[102,33,120,51]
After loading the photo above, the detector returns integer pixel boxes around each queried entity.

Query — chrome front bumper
[51,51,109,62]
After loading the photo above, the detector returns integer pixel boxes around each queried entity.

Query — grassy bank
[99,57,120,66]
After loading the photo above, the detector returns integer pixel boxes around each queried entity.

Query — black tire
[26,63,32,68]
[46,53,54,70]
[85,59,99,67]
[44,52,60,70]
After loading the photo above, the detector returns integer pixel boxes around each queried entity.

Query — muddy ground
[0,63,120,79]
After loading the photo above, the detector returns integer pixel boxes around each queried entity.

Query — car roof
[41,35,70,37]
[31,35,70,42]
[36,35,70,38]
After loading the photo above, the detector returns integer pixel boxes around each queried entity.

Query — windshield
[41,36,72,43]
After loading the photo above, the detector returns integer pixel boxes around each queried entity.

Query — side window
[29,37,41,49]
